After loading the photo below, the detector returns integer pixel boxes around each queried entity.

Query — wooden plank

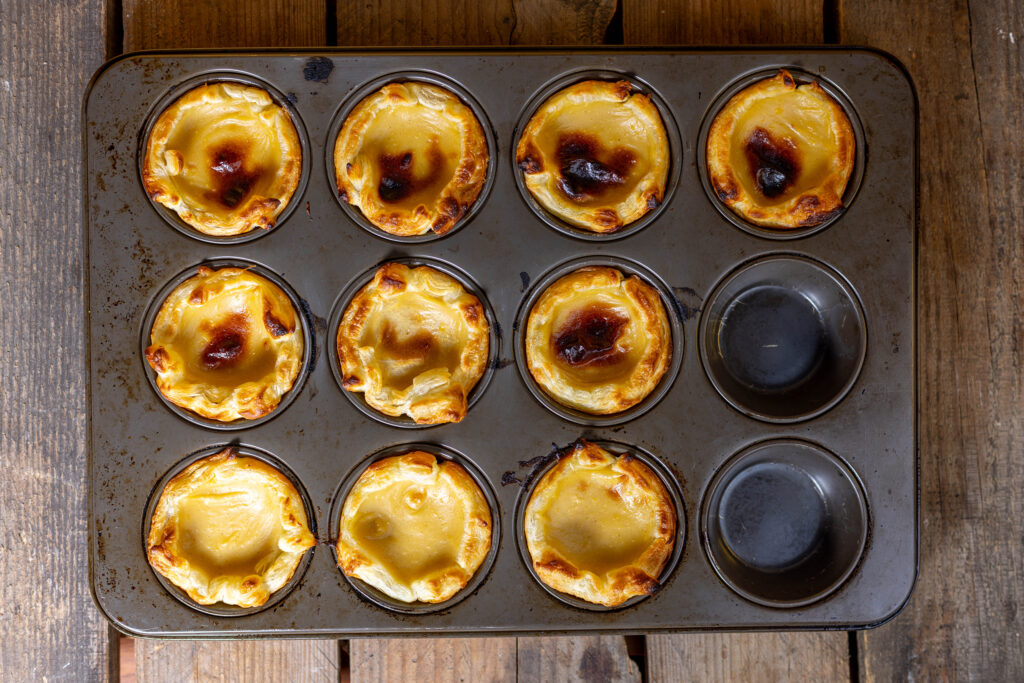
[122,0,326,51]
[337,0,616,46]
[620,2,851,679]
[135,640,341,682]
[840,0,1024,679]
[517,636,640,682]
[622,0,823,45]
[350,637,515,682]
[0,0,112,679]
[121,3,339,680]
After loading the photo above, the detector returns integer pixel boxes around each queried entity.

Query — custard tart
[337,451,492,603]
[525,266,671,415]
[333,81,489,236]
[524,439,676,607]
[706,70,855,228]
[336,262,489,424]
[516,80,669,232]
[142,82,302,237]
[145,266,304,422]
[147,448,315,608]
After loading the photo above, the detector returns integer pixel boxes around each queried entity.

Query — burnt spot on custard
[200,313,249,370]
[555,133,637,202]
[376,145,445,203]
[263,301,293,338]
[553,307,629,367]
[744,127,800,199]
[208,142,262,209]
[380,321,437,361]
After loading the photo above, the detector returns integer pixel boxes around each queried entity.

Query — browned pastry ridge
[142,82,302,236]
[515,79,669,232]
[336,451,493,603]
[333,81,489,236]
[147,447,316,608]
[706,69,856,228]
[523,439,676,607]
[524,266,672,415]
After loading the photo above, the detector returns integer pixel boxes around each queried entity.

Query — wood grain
[135,640,341,682]
[122,0,326,51]
[517,636,640,682]
[0,0,112,680]
[621,2,850,679]
[841,0,1024,679]
[622,0,823,45]
[350,637,515,682]
[338,0,616,46]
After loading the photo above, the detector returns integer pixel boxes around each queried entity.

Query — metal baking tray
[84,48,917,638]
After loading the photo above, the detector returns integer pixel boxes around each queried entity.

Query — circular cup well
[142,444,317,617]
[137,71,311,245]
[699,254,866,423]
[329,442,501,614]
[327,256,500,429]
[511,69,682,242]
[324,70,497,243]
[139,258,313,431]
[514,440,686,611]
[696,65,867,241]
[701,439,868,608]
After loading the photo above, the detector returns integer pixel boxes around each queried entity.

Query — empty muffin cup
[701,439,868,607]
[699,254,866,422]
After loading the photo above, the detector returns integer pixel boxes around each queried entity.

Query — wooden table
[1,0,1020,680]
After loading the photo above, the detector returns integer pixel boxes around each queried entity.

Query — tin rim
[513,439,686,612]
[696,65,868,241]
[139,257,314,431]
[697,252,868,423]
[327,256,500,429]
[324,70,498,244]
[136,70,312,245]
[699,437,869,608]
[512,255,685,427]
[328,442,502,614]
[141,443,318,617]
[511,68,683,242]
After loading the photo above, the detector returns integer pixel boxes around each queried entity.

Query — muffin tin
[85,49,917,637]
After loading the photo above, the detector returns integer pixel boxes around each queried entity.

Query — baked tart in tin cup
[336,262,489,425]
[145,265,305,423]
[146,447,316,609]
[524,266,671,415]
[515,79,669,233]
[522,439,677,607]
[333,81,489,237]
[336,451,493,604]
[706,69,856,229]
[142,81,302,237]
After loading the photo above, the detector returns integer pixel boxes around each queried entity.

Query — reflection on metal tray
[85,48,917,638]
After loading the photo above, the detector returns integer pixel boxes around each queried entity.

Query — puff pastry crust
[145,266,304,422]
[147,448,316,608]
[525,266,671,415]
[336,263,489,424]
[516,80,669,232]
[524,440,676,607]
[142,82,302,237]
[334,81,489,236]
[337,451,493,603]
[706,70,856,228]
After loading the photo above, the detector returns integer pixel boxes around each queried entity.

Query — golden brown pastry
[147,448,316,608]
[337,451,492,603]
[525,266,671,415]
[706,70,855,228]
[515,80,669,232]
[524,440,676,607]
[142,82,302,237]
[336,263,489,424]
[333,81,489,236]
[145,266,304,422]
